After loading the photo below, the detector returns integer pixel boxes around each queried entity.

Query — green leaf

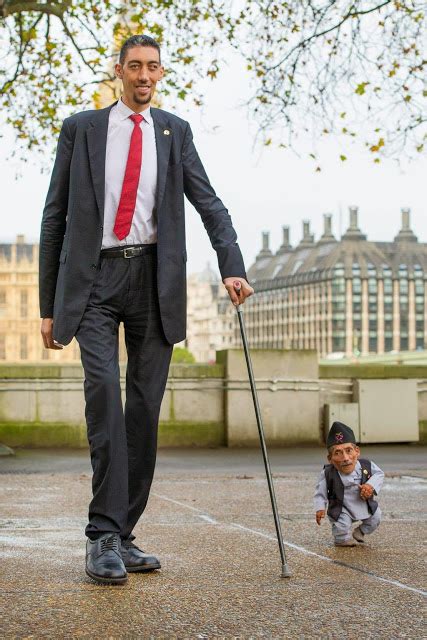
[355,82,369,95]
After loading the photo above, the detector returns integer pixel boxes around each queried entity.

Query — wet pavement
[0,446,425,638]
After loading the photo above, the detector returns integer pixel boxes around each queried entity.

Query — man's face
[115,46,164,110]
[328,443,360,475]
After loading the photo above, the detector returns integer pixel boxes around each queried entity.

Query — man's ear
[115,63,123,80]
[354,445,361,458]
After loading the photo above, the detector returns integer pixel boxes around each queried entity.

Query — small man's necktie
[113,113,144,240]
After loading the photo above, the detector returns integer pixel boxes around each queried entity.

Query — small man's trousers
[75,244,173,541]
[328,507,382,543]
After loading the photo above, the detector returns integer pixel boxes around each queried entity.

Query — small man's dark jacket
[324,458,379,521]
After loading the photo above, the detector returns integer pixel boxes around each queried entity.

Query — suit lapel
[86,102,117,220]
[151,108,173,212]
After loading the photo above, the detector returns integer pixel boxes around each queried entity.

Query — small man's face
[115,46,164,111]
[328,443,360,475]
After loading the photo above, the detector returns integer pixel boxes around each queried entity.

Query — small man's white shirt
[102,99,158,248]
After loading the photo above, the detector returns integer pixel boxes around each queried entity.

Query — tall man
[39,35,253,584]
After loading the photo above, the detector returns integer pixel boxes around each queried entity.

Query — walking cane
[233,282,291,578]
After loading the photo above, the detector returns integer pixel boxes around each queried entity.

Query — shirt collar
[116,98,152,125]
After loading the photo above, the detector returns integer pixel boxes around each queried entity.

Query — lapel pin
[163,129,170,136]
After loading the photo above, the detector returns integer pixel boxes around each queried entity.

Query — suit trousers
[75,244,173,541]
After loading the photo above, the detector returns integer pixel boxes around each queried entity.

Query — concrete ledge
[0,362,224,380]
[320,364,427,379]
[0,421,225,449]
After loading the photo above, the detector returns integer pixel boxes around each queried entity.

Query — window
[368,278,377,293]
[0,290,6,318]
[399,280,408,294]
[20,334,28,360]
[353,278,361,294]
[20,290,28,319]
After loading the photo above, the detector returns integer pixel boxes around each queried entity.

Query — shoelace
[122,540,143,552]
[100,535,119,553]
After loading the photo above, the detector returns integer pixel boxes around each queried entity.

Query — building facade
[2,207,425,363]
[241,207,427,357]
[0,236,81,362]
[184,264,234,362]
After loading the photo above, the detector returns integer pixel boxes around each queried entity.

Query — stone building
[243,207,427,357]
[0,236,80,362]
[184,263,234,362]
[2,207,425,362]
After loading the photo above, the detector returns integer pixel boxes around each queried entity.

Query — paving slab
[0,446,425,638]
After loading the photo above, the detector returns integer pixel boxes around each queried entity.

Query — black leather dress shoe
[120,540,161,573]
[86,533,127,584]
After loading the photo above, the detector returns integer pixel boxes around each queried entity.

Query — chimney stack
[395,207,417,242]
[262,231,269,252]
[299,220,314,246]
[342,206,366,240]
[349,206,358,230]
[318,213,336,244]
[276,225,292,254]
[16,234,25,245]
[257,231,273,259]
[402,207,410,230]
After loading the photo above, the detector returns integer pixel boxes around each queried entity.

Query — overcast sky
[1,53,426,277]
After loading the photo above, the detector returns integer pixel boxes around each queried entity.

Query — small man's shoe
[352,526,365,543]
[120,539,161,573]
[334,538,357,547]
[86,533,127,585]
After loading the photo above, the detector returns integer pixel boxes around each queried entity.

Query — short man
[39,34,253,584]
[314,422,384,547]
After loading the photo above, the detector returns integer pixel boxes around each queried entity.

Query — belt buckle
[123,247,134,259]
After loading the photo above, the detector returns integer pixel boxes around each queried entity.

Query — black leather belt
[100,244,157,259]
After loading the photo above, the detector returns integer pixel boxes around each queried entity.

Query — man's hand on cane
[40,318,64,350]
[223,277,254,306]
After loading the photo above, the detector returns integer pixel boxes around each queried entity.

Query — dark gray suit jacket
[39,102,246,345]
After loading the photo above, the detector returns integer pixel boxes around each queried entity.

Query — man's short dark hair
[119,35,161,65]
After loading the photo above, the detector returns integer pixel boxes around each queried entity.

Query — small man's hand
[223,277,254,306]
[316,510,326,525]
[40,318,64,350]
[359,483,374,500]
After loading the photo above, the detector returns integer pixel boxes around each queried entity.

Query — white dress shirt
[102,99,158,248]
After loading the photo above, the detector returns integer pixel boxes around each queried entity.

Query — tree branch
[268,0,393,72]
[0,0,72,18]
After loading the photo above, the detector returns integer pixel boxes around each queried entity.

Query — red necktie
[113,113,144,240]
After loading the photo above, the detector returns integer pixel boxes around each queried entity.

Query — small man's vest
[324,458,378,522]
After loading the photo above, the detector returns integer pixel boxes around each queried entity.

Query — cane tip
[281,564,292,579]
